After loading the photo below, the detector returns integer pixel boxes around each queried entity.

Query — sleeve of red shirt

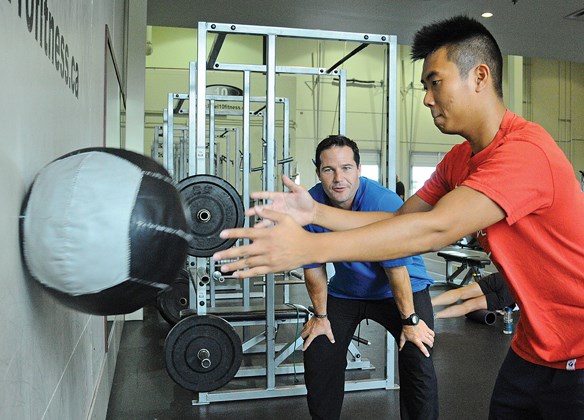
[462,139,553,225]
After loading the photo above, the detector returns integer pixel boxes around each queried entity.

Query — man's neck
[465,102,507,154]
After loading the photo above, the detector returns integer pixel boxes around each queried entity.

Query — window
[411,166,436,194]
[410,152,445,195]
[361,164,379,182]
[360,150,381,183]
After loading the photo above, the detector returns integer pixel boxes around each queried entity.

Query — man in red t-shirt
[214,15,584,418]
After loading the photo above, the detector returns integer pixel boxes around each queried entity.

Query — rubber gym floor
[106,253,514,420]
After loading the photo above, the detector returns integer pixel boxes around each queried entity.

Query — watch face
[403,313,420,325]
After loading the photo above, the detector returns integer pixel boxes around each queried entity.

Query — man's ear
[474,63,490,92]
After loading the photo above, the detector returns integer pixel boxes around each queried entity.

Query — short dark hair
[315,135,360,171]
[411,15,503,98]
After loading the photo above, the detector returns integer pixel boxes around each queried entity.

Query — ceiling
[147,0,584,64]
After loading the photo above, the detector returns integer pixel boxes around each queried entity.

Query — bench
[437,250,491,287]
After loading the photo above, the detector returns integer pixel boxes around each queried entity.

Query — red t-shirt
[417,110,584,370]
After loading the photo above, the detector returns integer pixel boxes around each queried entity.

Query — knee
[304,337,347,366]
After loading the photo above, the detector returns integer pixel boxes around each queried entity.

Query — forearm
[386,265,435,357]
[304,267,328,315]
[308,186,504,265]
[312,201,392,231]
[309,211,447,265]
[385,266,415,317]
[213,186,506,281]
[311,192,432,232]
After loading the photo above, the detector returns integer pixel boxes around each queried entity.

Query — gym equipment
[180,21,398,405]
[157,268,191,325]
[160,91,290,195]
[180,300,374,393]
[188,263,391,404]
[164,314,243,392]
[465,309,496,325]
[20,147,190,315]
[437,250,491,287]
[456,234,483,251]
[177,174,244,257]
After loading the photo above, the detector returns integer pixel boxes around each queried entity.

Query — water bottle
[503,306,513,334]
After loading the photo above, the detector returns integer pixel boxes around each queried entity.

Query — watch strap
[402,313,419,325]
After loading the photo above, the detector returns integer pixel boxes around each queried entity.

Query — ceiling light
[481,12,494,18]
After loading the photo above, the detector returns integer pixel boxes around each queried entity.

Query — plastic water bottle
[503,306,513,334]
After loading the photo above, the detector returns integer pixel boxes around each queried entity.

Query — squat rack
[188,21,398,404]
[165,91,291,187]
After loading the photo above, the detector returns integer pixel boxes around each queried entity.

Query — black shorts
[478,273,515,311]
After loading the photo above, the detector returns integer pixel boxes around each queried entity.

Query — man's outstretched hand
[248,175,316,228]
[213,206,317,278]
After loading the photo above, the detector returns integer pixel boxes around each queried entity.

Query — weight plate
[177,175,244,257]
[157,269,191,325]
[164,314,243,392]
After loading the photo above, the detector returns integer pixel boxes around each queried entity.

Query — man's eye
[432,80,440,86]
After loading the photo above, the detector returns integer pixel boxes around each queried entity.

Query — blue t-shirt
[304,176,434,300]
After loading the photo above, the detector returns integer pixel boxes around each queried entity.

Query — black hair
[411,15,503,98]
[314,135,360,171]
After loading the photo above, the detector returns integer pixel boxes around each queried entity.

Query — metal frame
[164,92,290,186]
[193,22,397,190]
[193,337,395,404]
[191,274,391,405]
[187,21,399,404]
[161,91,291,306]
[151,125,163,161]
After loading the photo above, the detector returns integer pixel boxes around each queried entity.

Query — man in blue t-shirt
[302,135,438,420]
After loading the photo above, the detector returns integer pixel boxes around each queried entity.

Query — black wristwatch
[402,313,420,326]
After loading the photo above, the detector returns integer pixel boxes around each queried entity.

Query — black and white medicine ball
[20,147,190,315]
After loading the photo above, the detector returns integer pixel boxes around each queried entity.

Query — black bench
[437,250,491,287]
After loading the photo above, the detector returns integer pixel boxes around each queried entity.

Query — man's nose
[423,90,433,108]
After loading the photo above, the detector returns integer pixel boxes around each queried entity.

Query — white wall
[527,57,584,177]
[0,1,135,418]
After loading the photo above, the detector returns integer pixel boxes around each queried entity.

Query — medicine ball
[20,147,190,315]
